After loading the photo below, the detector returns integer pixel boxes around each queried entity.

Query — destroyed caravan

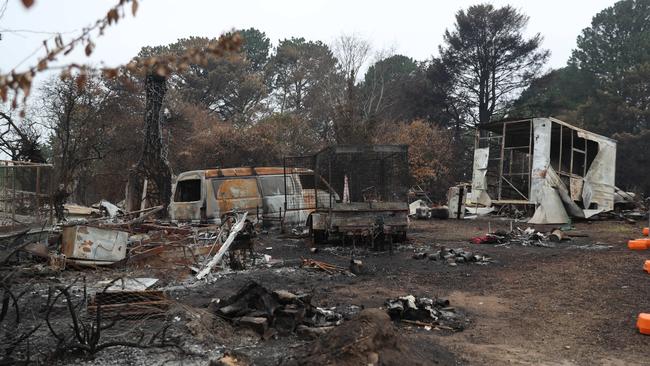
[169,167,330,225]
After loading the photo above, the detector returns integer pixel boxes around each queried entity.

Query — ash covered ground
[2,218,649,365]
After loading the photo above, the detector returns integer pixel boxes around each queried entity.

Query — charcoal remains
[213,281,344,337]
[385,295,466,331]
[413,246,491,266]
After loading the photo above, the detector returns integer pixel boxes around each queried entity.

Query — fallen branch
[196,212,248,280]
[300,258,350,275]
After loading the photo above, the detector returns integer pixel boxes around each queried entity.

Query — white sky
[1,0,617,87]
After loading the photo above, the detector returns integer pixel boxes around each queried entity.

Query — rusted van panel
[169,167,327,226]
[213,178,262,213]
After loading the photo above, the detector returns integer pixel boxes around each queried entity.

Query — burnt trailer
[469,117,618,224]
[286,145,410,248]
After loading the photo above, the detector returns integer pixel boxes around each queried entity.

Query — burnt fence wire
[0,161,53,229]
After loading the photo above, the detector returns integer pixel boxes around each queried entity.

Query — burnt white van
[169,167,332,226]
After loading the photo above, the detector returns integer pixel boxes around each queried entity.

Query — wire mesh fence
[282,155,318,212]
[0,161,53,229]
[313,145,410,206]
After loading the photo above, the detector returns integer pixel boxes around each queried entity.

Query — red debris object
[470,235,499,244]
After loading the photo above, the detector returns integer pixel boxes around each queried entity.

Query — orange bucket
[637,313,650,335]
[643,227,650,237]
[628,239,648,250]
[644,260,650,273]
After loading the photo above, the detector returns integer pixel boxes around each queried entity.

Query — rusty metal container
[61,225,128,264]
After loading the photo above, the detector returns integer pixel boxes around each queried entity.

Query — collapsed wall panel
[577,130,616,212]
[468,148,491,207]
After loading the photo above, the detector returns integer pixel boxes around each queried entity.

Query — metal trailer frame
[471,117,616,223]
[286,145,410,248]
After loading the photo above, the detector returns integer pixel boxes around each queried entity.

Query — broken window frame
[476,119,533,202]
[174,179,202,202]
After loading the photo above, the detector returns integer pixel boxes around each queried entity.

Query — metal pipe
[36,166,40,221]
[527,120,533,198]
[328,155,332,214]
[11,166,16,223]
[497,123,506,200]
[570,129,574,177]
[313,154,318,210]
[283,157,287,212]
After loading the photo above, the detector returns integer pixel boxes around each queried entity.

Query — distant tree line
[1,0,648,204]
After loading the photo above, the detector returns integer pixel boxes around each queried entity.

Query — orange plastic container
[644,260,650,273]
[637,313,650,335]
[628,239,648,250]
[643,227,650,236]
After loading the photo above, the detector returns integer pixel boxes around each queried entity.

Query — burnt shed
[469,117,616,224]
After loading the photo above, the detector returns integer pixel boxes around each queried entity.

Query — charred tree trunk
[126,73,172,213]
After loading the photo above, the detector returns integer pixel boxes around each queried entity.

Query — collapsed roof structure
[469,117,618,224]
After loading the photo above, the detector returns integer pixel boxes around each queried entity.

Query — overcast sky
[1,0,617,86]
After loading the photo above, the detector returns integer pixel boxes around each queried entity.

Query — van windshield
[174,179,201,202]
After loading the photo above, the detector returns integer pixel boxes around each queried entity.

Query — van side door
[213,178,262,218]
[258,175,303,226]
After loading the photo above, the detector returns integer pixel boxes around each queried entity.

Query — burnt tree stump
[126,73,172,213]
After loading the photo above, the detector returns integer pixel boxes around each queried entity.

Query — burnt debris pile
[413,246,491,266]
[470,227,570,247]
[213,281,345,338]
[385,295,467,330]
